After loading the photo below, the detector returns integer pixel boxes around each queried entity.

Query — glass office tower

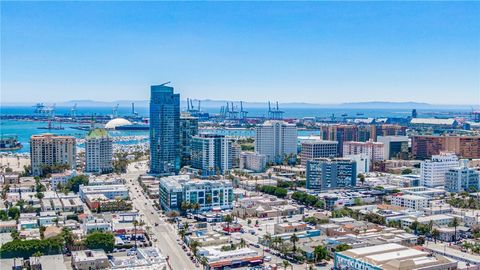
[150,84,180,175]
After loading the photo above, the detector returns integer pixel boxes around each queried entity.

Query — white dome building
[104,118,132,129]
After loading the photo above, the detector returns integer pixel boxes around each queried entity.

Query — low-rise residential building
[334,243,457,270]
[398,186,446,199]
[109,247,167,269]
[198,246,262,270]
[30,254,66,270]
[401,214,454,229]
[72,250,109,270]
[50,170,77,190]
[187,231,230,247]
[232,195,304,218]
[78,184,129,201]
[391,195,429,211]
[82,218,112,234]
[0,220,17,233]
[273,222,308,234]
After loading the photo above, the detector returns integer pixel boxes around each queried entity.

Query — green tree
[358,173,365,185]
[64,175,89,193]
[224,214,233,232]
[313,245,327,263]
[450,217,460,242]
[8,207,20,220]
[334,243,351,252]
[283,260,291,270]
[84,232,115,253]
[290,233,299,252]
[10,230,20,240]
[0,210,8,221]
[410,221,420,235]
[35,192,44,200]
[431,229,440,244]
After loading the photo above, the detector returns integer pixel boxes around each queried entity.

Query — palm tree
[431,228,440,244]
[282,260,291,270]
[239,238,246,248]
[274,236,283,251]
[132,219,139,248]
[198,256,208,269]
[263,233,272,247]
[410,221,420,235]
[178,228,186,241]
[451,217,460,242]
[290,233,299,252]
[181,201,191,213]
[192,203,200,214]
[189,240,200,256]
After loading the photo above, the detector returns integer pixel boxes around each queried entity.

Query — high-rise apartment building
[445,160,480,193]
[377,136,409,160]
[180,113,199,167]
[320,125,358,155]
[149,84,180,175]
[300,140,338,166]
[255,120,297,164]
[85,129,113,174]
[306,158,357,190]
[420,152,459,187]
[239,152,267,172]
[191,134,233,176]
[30,134,76,176]
[412,135,480,159]
[342,140,385,164]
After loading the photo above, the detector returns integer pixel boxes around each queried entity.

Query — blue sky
[1,1,479,105]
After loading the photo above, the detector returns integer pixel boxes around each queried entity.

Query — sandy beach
[0,155,30,173]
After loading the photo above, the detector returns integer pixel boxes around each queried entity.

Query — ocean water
[0,120,148,153]
[1,105,468,119]
[0,105,470,154]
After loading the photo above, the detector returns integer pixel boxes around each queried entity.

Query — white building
[300,140,338,165]
[255,120,297,164]
[85,129,113,174]
[445,159,480,193]
[239,152,267,172]
[78,185,129,201]
[345,153,370,173]
[342,140,384,164]
[191,134,234,176]
[50,170,77,190]
[420,152,459,187]
[401,214,454,229]
[391,195,429,211]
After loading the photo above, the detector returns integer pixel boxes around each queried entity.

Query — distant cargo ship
[37,121,64,130]
[0,135,23,151]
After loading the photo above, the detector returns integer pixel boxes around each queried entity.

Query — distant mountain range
[3,99,475,110]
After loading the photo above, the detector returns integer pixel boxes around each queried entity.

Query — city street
[124,162,196,270]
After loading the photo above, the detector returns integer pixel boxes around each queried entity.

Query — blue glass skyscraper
[150,84,180,175]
